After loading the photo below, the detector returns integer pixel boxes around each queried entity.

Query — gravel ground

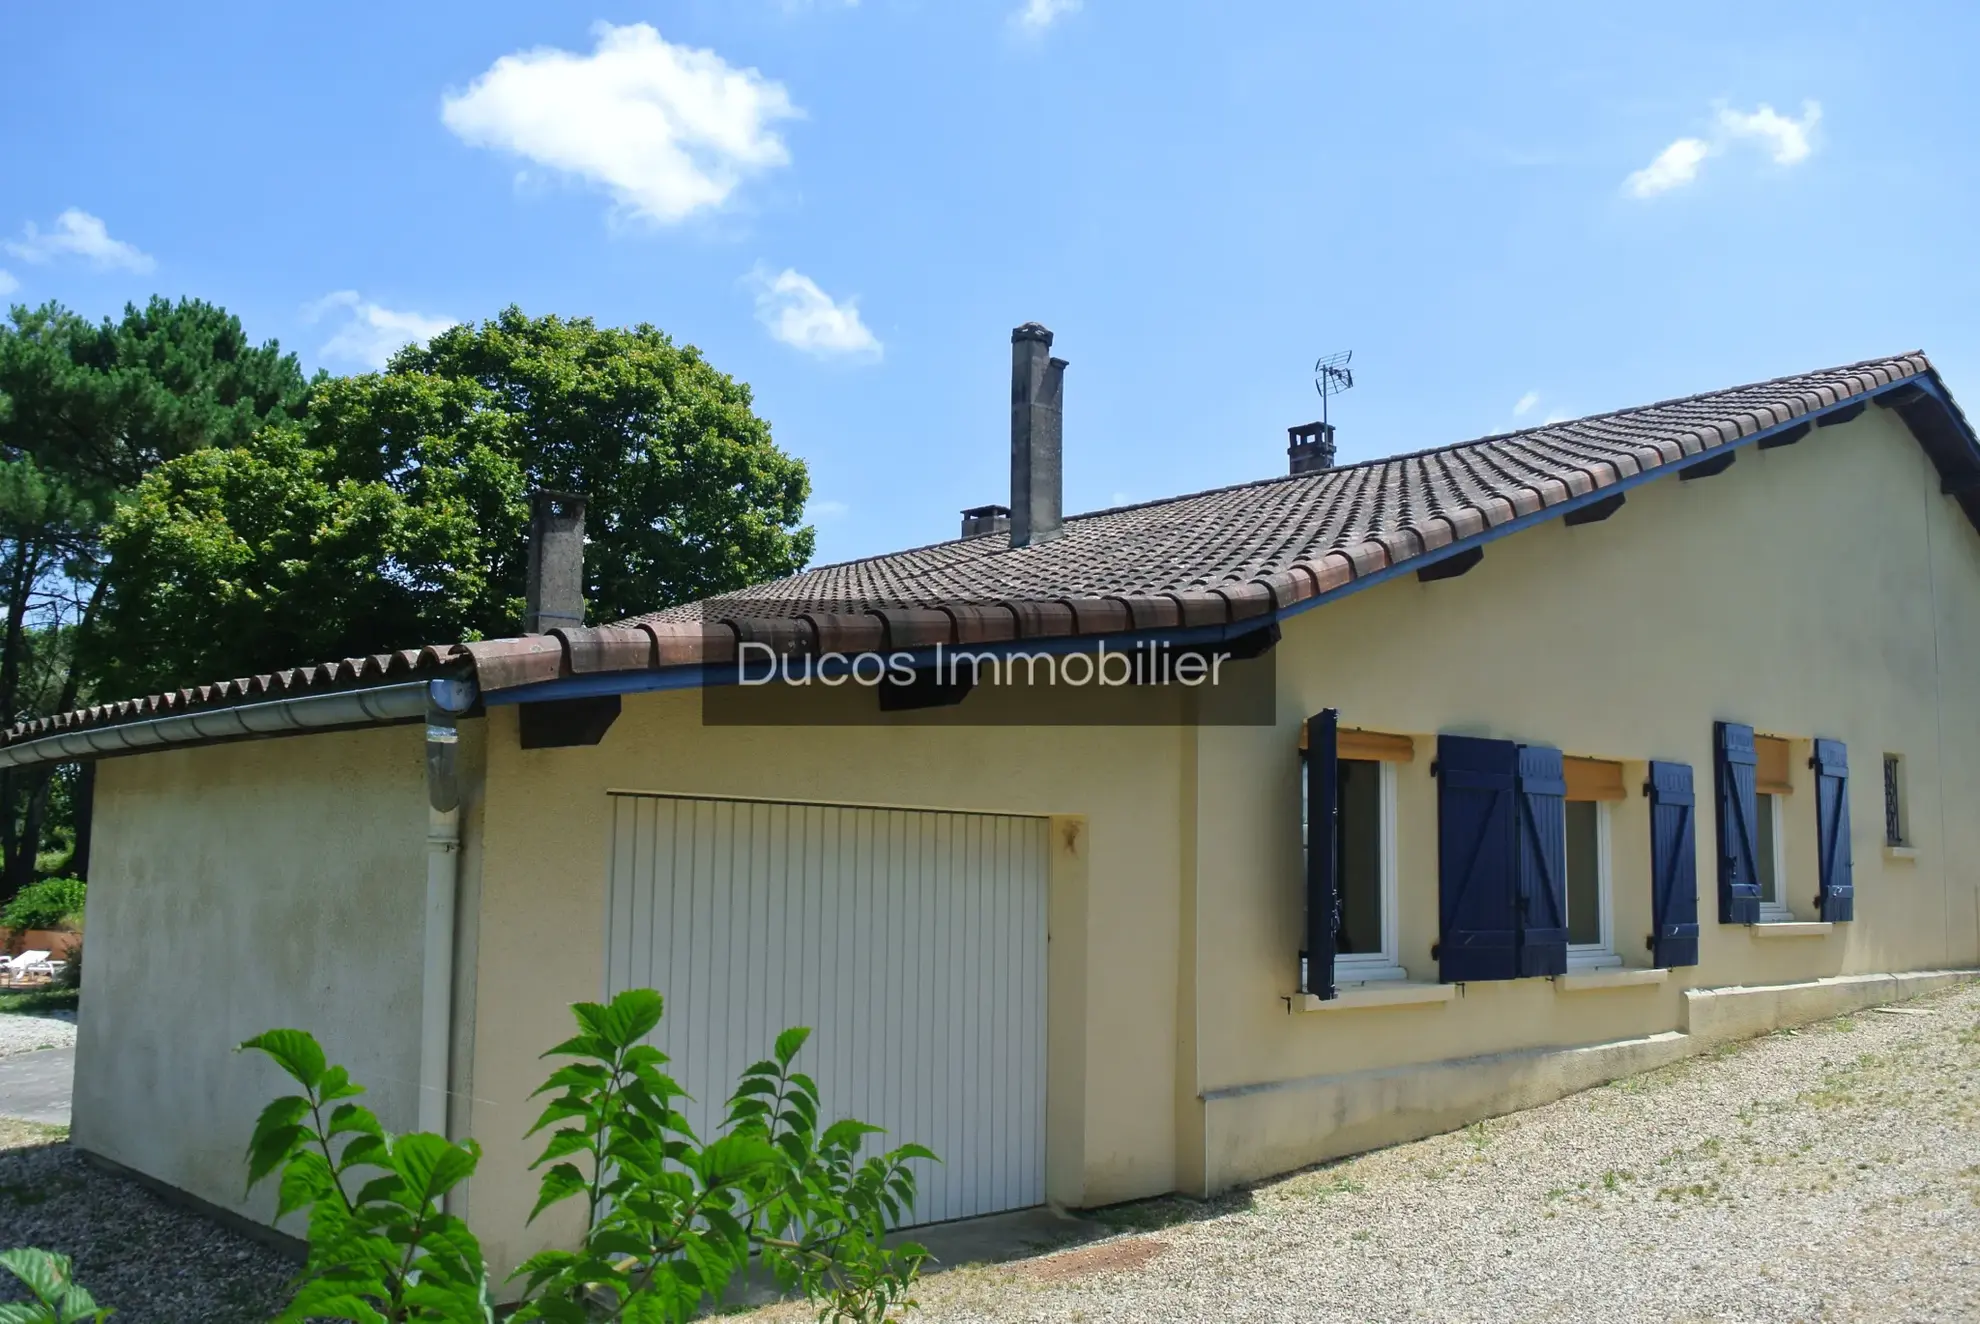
[0,1011,75,1059]
[0,1118,296,1321]
[747,981,1980,1324]
[3,986,1975,1322]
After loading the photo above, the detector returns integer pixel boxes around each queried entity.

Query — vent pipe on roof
[524,490,587,634]
[960,503,1011,539]
[1010,323,1066,547]
[1287,421,1337,475]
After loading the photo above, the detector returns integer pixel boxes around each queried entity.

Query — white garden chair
[0,950,52,984]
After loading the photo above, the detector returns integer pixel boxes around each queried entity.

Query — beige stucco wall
[463,697,1184,1280]
[73,724,431,1225]
[1189,404,1980,1187]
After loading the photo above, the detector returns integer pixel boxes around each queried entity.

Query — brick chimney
[1010,323,1066,547]
[1287,421,1337,475]
[524,490,586,634]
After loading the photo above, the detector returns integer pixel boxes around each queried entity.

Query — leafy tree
[0,298,311,892]
[91,308,814,699]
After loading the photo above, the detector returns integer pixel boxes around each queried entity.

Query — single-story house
[8,326,1979,1286]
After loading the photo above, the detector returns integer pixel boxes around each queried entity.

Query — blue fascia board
[489,373,1954,708]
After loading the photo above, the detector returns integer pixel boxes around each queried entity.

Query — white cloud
[441,22,800,225]
[0,270,16,297]
[807,499,849,520]
[1513,390,1540,417]
[749,266,882,360]
[5,209,155,272]
[1623,100,1822,199]
[1624,137,1710,198]
[1014,0,1081,31]
[304,291,457,370]
[1717,100,1821,165]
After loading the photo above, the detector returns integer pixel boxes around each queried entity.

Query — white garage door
[604,793,1049,1224]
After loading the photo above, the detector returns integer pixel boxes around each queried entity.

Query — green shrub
[1,879,86,934]
[240,988,934,1324]
[57,940,81,991]
[0,1247,110,1321]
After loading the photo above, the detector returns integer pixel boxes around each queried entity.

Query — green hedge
[1,878,85,933]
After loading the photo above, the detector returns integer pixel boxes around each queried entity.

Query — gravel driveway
[4,984,1976,1321]
[0,1011,76,1060]
[750,981,1980,1324]
[0,1118,296,1322]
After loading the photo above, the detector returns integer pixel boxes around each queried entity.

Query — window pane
[1754,792,1778,904]
[1565,800,1601,946]
[1337,760,1382,955]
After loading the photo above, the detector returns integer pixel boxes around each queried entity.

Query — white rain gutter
[0,678,459,770]
[420,694,469,1137]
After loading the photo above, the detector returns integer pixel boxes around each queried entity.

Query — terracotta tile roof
[618,352,1941,624]
[4,350,1967,751]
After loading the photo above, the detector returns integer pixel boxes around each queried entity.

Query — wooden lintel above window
[1563,756,1625,802]
[1300,725,1415,761]
[1756,735,1793,795]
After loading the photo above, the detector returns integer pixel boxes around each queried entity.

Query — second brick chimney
[1010,323,1066,547]
[524,490,587,634]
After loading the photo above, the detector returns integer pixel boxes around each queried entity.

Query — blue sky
[5,1,1978,566]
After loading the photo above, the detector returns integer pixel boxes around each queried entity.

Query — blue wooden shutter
[1437,734,1520,983]
[1304,709,1340,997]
[1814,738,1854,922]
[1647,760,1701,967]
[1714,721,1761,924]
[1515,744,1569,977]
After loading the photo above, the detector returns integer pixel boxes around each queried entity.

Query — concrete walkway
[0,1044,73,1125]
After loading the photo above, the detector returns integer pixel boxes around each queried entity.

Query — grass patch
[1090,1190,1246,1233]
[0,987,77,1015]
[0,1118,67,1149]
[1655,1179,1723,1203]
[1601,1168,1636,1192]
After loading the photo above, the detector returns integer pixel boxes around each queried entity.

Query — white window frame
[1565,800,1620,971]
[1334,761,1405,984]
[1757,792,1792,922]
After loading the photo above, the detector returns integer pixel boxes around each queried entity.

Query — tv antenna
[1313,350,1355,428]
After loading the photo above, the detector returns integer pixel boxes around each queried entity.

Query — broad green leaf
[326,1102,385,1140]
[336,1133,390,1173]
[238,1029,327,1089]
[245,1103,308,1192]
[392,1132,479,1204]
[599,988,665,1047]
[772,1025,811,1066]
[275,1151,339,1222]
[315,1064,364,1103]
[0,1249,68,1305]
[531,1129,592,1165]
[527,1162,588,1223]
[536,1032,607,1061]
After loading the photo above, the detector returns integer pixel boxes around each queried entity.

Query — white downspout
[419,679,476,1136]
